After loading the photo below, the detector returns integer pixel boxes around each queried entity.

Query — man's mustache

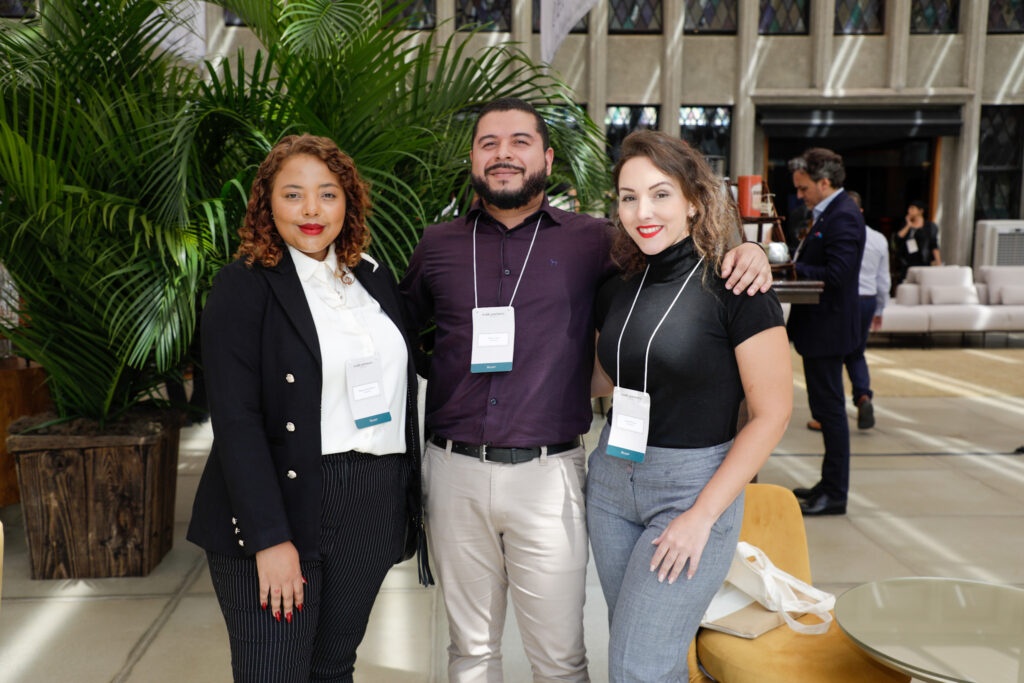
[486,163,524,174]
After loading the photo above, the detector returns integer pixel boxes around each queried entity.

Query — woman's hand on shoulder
[650,508,716,584]
[255,541,305,623]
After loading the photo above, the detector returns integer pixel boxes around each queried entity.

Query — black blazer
[787,191,866,359]
[187,250,423,563]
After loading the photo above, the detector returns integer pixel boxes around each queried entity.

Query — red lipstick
[636,224,664,239]
[299,223,324,235]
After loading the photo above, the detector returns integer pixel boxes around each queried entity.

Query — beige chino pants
[423,441,590,683]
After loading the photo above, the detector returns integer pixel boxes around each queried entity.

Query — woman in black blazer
[187,134,428,682]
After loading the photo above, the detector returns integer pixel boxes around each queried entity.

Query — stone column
[588,0,609,129]
[732,0,759,176]
[511,0,533,60]
[887,0,910,90]
[660,0,684,136]
[950,0,989,265]
[436,0,456,47]
[812,0,835,90]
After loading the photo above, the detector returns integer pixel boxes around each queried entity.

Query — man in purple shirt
[400,98,770,682]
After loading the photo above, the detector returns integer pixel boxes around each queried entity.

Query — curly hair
[236,134,371,277]
[610,130,741,276]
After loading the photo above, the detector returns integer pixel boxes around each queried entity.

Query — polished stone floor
[2,355,1023,682]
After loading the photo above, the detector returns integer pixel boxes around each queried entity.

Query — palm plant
[0,0,610,426]
[195,0,611,273]
[0,0,232,424]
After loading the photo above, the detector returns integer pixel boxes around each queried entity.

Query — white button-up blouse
[287,243,408,456]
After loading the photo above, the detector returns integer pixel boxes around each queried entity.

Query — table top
[835,577,1024,683]
[771,279,823,304]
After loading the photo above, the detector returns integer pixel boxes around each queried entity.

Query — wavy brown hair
[610,130,741,276]
[236,134,371,276]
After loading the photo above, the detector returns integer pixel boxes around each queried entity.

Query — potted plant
[0,1,231,578]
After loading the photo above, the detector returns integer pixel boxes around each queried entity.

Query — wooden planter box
[0,361,51,507]
[7,415,181,579]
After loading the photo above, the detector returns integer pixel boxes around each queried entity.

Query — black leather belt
[429,434,581,464]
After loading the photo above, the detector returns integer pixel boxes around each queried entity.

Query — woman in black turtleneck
[587,130,793,681]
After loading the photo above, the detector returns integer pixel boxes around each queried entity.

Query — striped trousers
[207,451,409,682]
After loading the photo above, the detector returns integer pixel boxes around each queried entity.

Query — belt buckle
[479,444,487,463]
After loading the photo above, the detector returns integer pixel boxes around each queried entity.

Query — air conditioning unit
[973,220,1024,269]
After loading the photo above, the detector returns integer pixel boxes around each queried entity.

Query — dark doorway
[764,137,937,242]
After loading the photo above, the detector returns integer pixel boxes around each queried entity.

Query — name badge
[346,356,392,429]
[905,238,919,255]
[471,306,515,373]
[606,386,650,462]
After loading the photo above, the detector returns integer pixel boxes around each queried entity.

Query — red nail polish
[297,603,303,613]
[261,602,267,610]
[286,612,292,624]
[301,577,307,584]
[274,611,281,622]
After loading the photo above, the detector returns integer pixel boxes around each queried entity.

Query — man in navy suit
[786,148,866,516]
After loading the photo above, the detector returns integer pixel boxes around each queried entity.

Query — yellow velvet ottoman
[696,612,909,682]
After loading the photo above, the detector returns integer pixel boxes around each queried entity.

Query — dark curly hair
[611,130,741,275]
[236,134,371,278]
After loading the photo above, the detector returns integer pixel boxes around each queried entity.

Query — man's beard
[471,164,549,210]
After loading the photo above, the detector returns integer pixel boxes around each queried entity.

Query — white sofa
[877,265,1024,335]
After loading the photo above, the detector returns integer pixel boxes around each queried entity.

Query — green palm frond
[208,0,284,47]
[0,0,232,422]
[279,0,377,59]
[0,120,62,214]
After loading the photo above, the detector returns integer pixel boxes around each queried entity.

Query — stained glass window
[976,106,1024,220]
[532,0,588,32]
[685,0,737,33]
[606,105,660,161]
[759,0,808,34]
[835,0,884,34]
[680,106,732,177]
[910,0,958,33]
[0,1,31,18]
[388,0,436,29]
[609,0,663,33]
[456,0,511,31]
[988,0,1024,33]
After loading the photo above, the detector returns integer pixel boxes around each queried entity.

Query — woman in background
[588,130,792,681]
[188,134,426,682]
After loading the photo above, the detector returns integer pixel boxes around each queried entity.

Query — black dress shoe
[792,484,821,499]
[800,492,847,516]
[857,396,875,430]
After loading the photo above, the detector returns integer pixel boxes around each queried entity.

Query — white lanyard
[472,214,542,309]
[615,256,704,393]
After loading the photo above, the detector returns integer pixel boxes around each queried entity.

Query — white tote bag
[702,541,835,638]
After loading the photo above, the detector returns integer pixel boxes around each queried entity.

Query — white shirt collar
[288,242,339,283]
[286,242,380,278]
[812,187,844,221]
[360,252,380,272]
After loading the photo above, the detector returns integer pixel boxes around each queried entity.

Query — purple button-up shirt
[400,198,617,446]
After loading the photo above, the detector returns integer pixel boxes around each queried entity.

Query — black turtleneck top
[596,237,784,448]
